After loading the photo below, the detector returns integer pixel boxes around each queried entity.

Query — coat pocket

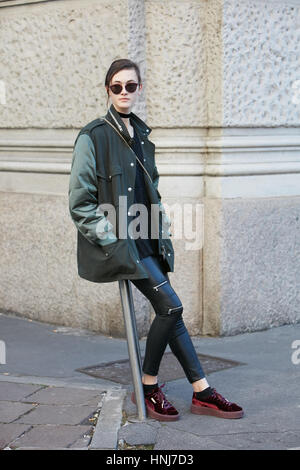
[96,165,123,181]
[96,165,123,206]
[99,238,137,276]
[77,230,136,282]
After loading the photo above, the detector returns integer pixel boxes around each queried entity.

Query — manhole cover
[76,352,244,385]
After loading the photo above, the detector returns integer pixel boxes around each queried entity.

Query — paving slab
[0,401,37,423]
[15,403,98,426]
[9,424,92,450]
[22,386,101,406]
[0,377,110,450]
[0,382,43,401]
[0,424,31,449]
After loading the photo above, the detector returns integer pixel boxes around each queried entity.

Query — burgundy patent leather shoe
[191,388,244,419]
[131,383,180,422]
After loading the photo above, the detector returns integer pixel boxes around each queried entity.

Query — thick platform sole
[191,403,244,419]
[131,392,180,422]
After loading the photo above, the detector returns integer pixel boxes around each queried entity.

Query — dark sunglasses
[109,82,139,95]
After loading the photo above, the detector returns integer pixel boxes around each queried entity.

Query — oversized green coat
[68,103,174,283]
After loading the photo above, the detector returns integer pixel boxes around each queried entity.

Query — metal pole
[118,279,147,421]
[127,280,143,372]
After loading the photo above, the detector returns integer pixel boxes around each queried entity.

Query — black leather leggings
[130,255,205,384]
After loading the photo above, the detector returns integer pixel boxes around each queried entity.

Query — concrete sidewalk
[0,312,300,450]
[0,312,128,450]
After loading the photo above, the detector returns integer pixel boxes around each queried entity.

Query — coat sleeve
[68,133,118,246]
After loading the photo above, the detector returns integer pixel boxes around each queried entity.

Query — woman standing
[69,58,244,421]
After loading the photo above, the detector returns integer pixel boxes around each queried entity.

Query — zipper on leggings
[153,280,168,291]
[167,304,183,315]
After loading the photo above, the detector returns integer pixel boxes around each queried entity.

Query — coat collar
[104,103,152,145]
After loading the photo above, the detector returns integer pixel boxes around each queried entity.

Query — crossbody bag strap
[102,117,153,184]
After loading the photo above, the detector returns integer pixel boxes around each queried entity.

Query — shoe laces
[148,383,173,410]
[210,388,234,409]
